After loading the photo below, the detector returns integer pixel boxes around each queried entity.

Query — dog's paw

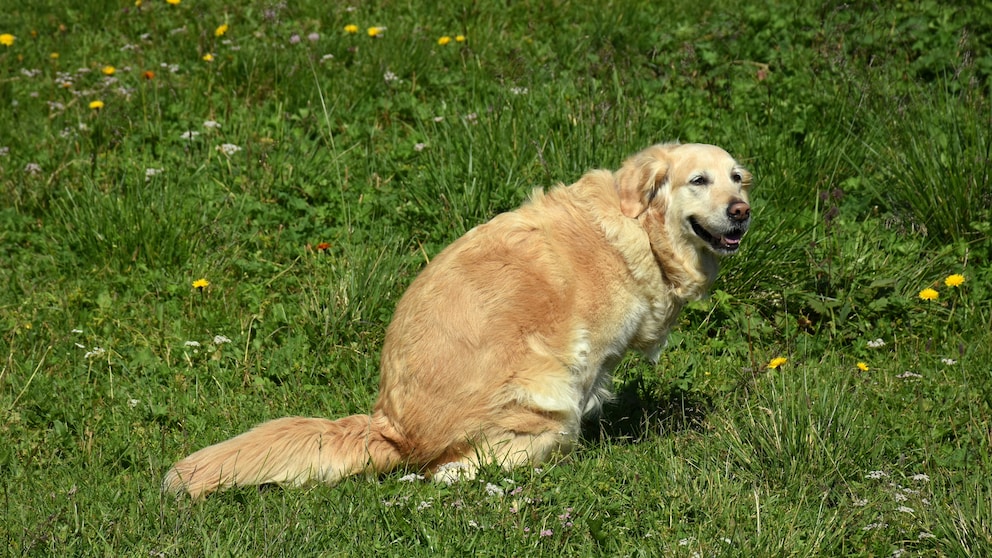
[431,461,477,485]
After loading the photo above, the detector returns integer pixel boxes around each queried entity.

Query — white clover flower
[145,168,164,181]
[184,340,201,347]
[213,335,232,345]
[867,338,886,348]
[897,371,923,379]
[398,473,424,482]
[217,143,242,156]
[179,130,200,140]
[865,470,889,480]
[940,358,957,365]
[509,86,529,95]
[416,500,432,510]
[897,506,915,514]
[383,71,399,83]
[128,398,140,408]
[911,473,930,482]
[24,163,42,174]
[484,483,504,497]
[413,143,426,152]
[203,120,221,129]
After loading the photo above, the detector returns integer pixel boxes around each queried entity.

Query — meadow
[1,0,991,555]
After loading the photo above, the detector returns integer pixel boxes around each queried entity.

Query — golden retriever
[164,142,753,498]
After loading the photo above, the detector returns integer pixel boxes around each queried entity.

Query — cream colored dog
[164,142,752,498]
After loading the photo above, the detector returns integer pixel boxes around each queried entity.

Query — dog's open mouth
[689,217,746,254]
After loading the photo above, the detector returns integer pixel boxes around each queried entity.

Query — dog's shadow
[582,376,714,445]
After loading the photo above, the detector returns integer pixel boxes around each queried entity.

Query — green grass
[2,0,991,555]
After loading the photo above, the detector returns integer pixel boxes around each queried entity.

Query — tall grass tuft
[863,85,991,247]
[49,172,214,271]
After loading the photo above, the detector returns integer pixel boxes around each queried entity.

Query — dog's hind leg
[430,427,577,484]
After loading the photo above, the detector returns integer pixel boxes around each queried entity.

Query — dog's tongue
[721,233,742,248]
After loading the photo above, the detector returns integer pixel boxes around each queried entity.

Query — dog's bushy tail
[163,413,404,499]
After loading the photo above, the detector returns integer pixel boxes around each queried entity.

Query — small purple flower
[289,34,301,44]
[540,529,553,537]
[308,32,320,42]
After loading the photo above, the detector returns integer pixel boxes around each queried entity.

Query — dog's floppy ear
[615,146,671,218]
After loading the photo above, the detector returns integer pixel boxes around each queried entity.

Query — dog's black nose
[727,200,750,222]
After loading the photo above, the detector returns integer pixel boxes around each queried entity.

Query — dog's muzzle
[689,199,751,254]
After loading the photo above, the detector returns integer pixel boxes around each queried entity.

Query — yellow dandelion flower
[767,357,788,369]
[215,24,229,37]
[192,278,210,290]
[50,52,59,59]
[88,100,104,110]
[918,288,939,301]
[166,0,180,5]
[102,65,115,75]
[0,34,14,47]
[856,362,869,371]
[202,53,214,62]
[438,36,451,46]
[344,24,358,34]
[944,274,965,288]
[135,0,142,6]
[455,35,466,42]
[367,26,382,37]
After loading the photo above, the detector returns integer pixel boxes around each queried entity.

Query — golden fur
[164,142,753,498]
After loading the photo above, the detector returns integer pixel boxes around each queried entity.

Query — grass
[2,0,991,555]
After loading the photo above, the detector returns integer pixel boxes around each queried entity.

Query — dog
[164,142,752,498]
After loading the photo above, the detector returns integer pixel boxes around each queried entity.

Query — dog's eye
[689,175,709,186]
[731,172,743,183]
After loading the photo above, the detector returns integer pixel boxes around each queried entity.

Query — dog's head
[615,143,752,256]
